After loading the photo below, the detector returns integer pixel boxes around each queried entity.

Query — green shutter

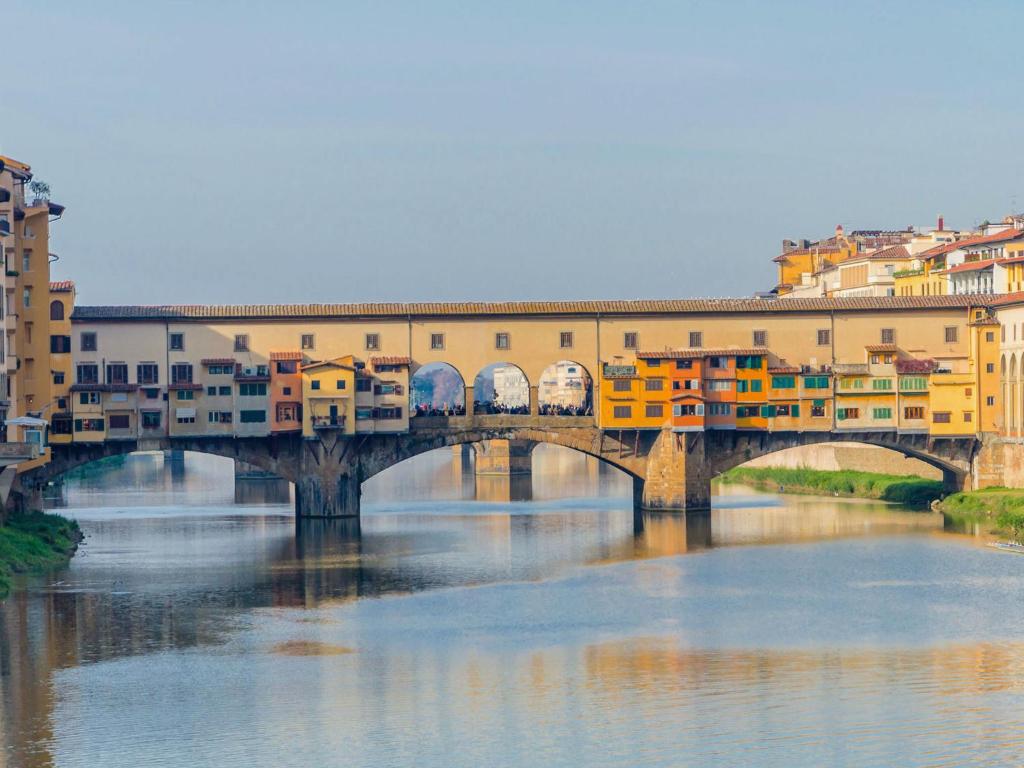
[791,404,800,417]
[813,399,824,407]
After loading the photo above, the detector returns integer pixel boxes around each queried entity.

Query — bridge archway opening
[537,360,593,416]
[410,362,466,417]
[472,363,529,415]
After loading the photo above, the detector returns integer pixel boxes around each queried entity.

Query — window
[803,376,829,389]
[496,332,510,350]
[944,326,958,343]
[644,404,664,418]
[735,355,762,369]
[301,334,315,350]
[137,363,159,385]
[646,359,661,367]
[900,376,927,391]
[275,361,297,374]
[177,390,195,401]
[109,414,130,430]
[986,331,995,342]
[613,405,632,419]
[234,334,249,352]
[171,364,193,384]
[932,412,951,424]
[881,328,895,344]
[871,378,892,391]
[771,375,795,389]
[356,378,372,392]
[239,382,268,397]
[365,333,380,350]
[736,406,760,418]
[22,251,31,272]
[837,407,860,420]
[560,331,574,349]
[872,407,892,419]
[624,332,638,349]
[169,333,184,351]
[811,405,826,418]
[736,379,763,393]
[22,288,30,309]
[336,380,346,390]
[987,363,995,373]
[208,411,233,424]
[283,386,292,396]
[311,380,321,390]
[378,406,403,420]
[753,329,767,347]
[688,331,703,348]
[708,403,731,416]
[240,410,267,423]
[142,411,162,428]
[706,380,731,391]
[673,404,704,417]
[904,406,924,419]
[613,379,631,392]
[207,386,217,396]
[645,379,664,391]
[74,418,104,432]
[219,386,231,396]
[708,356,727,369]
[81,332,97,352]
[430,333,445,351]
[53,372,65,385]
[79,392,100,404]
[106,363,128,384]
[963,411,973,422]
[76,364,99,384]
[964,388,972,397]
[50,335,71,353]
[49,300,64,321]
[176,414,196,425]
[817,329,831,346]
[675,359,692,370]
[987,396,996,406]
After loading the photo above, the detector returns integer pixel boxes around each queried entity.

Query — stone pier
[640,429,713,511]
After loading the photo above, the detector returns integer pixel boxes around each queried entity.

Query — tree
[28,180,50,201]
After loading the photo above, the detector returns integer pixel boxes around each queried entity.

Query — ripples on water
[2,448,1024,767]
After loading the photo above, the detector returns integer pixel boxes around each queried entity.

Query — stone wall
[743,442,943,480]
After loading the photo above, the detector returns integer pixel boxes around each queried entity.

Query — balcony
[312,415,346,430]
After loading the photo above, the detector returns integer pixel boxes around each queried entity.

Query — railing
[312,415,346,429]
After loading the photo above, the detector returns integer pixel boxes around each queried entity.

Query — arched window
[49,300,64,321]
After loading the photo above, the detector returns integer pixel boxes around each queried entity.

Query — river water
[2,447,1024,767]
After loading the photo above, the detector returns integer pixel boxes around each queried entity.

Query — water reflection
[2,449,1023,767]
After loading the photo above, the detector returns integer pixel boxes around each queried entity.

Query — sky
[5,0,1024,305]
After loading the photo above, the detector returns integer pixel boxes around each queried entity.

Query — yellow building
[302,356,357,437]
[47,281,75,444]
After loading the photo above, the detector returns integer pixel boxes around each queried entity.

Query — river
[2,447,1024,767]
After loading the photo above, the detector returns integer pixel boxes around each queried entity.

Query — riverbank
[935,488,1024,539]
[0,512,82,598]
[719,466,944,507]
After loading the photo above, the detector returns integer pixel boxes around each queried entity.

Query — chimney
[937,215,944,231]
[835,224,844,238]
[781,239,796,254]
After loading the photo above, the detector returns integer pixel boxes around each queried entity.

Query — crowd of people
[413,401,592,417]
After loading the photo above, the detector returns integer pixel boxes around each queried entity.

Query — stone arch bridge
[15,415,982,518]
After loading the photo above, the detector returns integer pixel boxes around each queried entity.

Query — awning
[175,408,196,418]
[5,416,48,427]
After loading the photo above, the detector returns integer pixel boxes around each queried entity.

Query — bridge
[8,295,999,516]
[18,415,980,518]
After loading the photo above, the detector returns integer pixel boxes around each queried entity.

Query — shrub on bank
[0,512,81,597]
[719,466,944,507]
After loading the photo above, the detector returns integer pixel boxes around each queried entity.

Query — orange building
[270,351,303,432]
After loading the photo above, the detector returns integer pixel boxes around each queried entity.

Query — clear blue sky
[6,0,1024,304]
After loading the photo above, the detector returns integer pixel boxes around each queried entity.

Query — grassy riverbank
[719,466,944,507]
[0,512,82,598]
[935,488,1024,539]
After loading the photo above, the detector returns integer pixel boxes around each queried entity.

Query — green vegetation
[0,512,82,597]
[719,466,944,507]
[936,488,1024,539]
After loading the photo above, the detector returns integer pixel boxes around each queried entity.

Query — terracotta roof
[68,383,138,392]
[962,228,1024,248]
[48,280,74,292]
[371,355,412,367]
[70,296,995,322]
[636,347,769,360]
[270,351,303,361]
[862,245,910,261]
[946,259,998,274]
[201,357,236,366]
[773,245,843,262]
[988,292,1024,306]
[864,344,899,352]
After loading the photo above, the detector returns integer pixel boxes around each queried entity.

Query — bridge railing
[410,414,595,431]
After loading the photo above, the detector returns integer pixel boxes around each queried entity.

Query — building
[0,155,65,463]
[47,281,75,444]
